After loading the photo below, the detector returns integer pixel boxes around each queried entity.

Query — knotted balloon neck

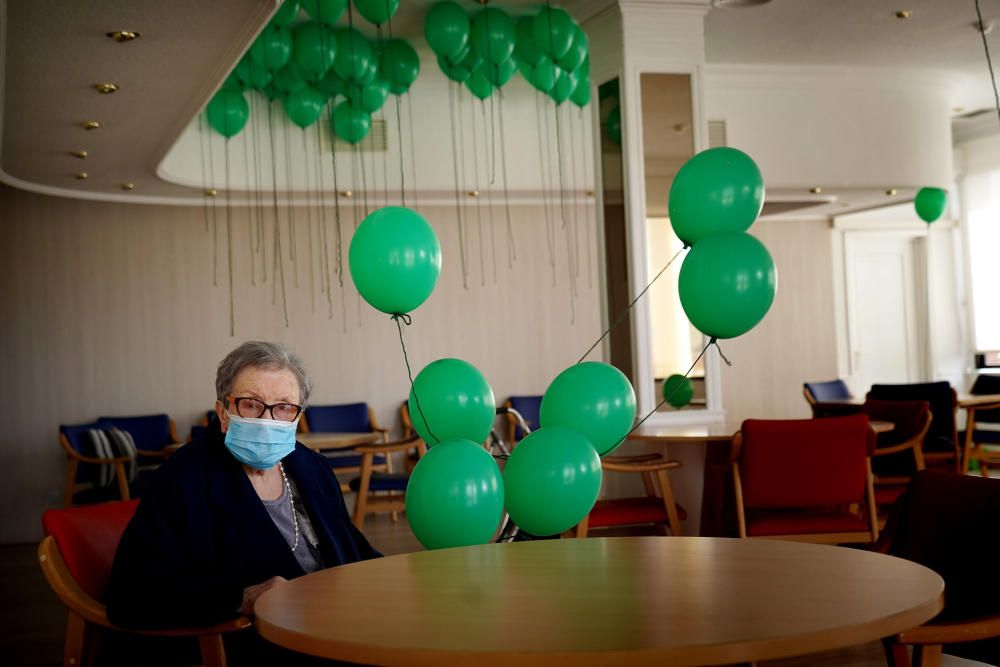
[391,312,412,326]
[710,337,732,367]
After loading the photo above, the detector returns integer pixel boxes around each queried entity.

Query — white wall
[0,185,601,542]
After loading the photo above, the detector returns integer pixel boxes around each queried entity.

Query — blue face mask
[224,414,299,470]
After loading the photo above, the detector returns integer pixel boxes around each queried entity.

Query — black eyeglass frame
[227,395,303,422]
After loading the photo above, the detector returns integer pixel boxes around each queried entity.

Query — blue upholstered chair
[96,414,180,466]
[59,423,132,507]
[802,379,860,418]
[868,382,959,472]
[961,374,1000,475]
[301,403,390,492]
[504,395,542,446]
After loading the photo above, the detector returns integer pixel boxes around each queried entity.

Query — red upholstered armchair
[39,501,250,667]
[731,415,879,545]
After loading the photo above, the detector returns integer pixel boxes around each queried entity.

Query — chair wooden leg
[198,633,228,667]
[641,471,656,498]
[64,460,78,508]
[981,458,992,478]
[575,517,589,539]
[882,638,909,667]
[352,453,373,530]
[912,644,942,667]
[656,469,682,536]
[114,462,130,502]
[733,463,748,538]
[865,460,880,543]
[64,611,88,667]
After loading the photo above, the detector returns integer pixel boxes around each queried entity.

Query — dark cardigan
[106,423,379,629]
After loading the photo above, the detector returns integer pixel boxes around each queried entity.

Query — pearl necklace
[277,462,299,553]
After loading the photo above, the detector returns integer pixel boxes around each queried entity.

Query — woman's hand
[239,576,287,616]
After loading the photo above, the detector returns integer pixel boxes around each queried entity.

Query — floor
[0,509,912,667]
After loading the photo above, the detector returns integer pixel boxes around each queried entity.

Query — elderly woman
[106,341,378,629]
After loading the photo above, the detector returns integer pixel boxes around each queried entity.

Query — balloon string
[225,139,235,337]
[448,83,469,289]
[714,339,732,367]
[975,0,1000,130]
[329,110,344,288]
[392,314,440,445]
[199,114,210,232]
[618,338,716,448]
[243,125,255,286]
[386,10,407,206]
[266,99,289,326]
[406,94,419,209]
[498,89,516,267]
[316,122,334,319]
[536,91,556,282]
[471,99,485,287]
[576,245,688,364]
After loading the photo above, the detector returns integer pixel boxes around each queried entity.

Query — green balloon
[301,0,346,25]
[424,1,470,60]
[405,440,504,550]
[292,22,337,78]
[514,16,544,66]
[271,0,301,26]
[348,206,442,313]
[503,427,602,536]
[533,6,575,60]
[914,187,947,223]
[678,231,777,340]
[354,0,399,26]
[549,68,577,105]
[598,79,619,102]
[540,362,637,456]
[221,73,244,91]
[234,56,272,90]
[283,86,326,128]
[470,7,516,67]
[408,358,496,446]
[486,57,516,87]
[518,58,555,93]
[333,28,374,83]
[272,63,307,94]
[346,79,389,113]
[438,54,472,83]
[668,147,765,247]
[605,105,621,144]
[331,100,371,144]
[317,70,346,97]
[466,67,495,100]
[250,25,293,72]
[206,89,250,138]
[570,74,591,107]
[662,374,694,408]
[557,25,588,72]
[379,39,420,95]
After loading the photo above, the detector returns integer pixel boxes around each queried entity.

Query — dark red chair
[861,399,931,508]
[574,454,686,538]
[731,415,879,544]
[39,500,249,667]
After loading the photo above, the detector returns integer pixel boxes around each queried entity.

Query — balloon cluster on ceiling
[205,0,419,144]
[426,1,590,107]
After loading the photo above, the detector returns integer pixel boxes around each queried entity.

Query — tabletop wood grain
[254,536,943,666]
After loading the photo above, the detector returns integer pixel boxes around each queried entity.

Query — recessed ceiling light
[106,30,140,42]
[809,187,823,194]
[894,10,912,19]
[973,21,995,35]
[885,188,898,196]
[70,150,88,159]
[94,83,119,94]
[121,182,135,191]
[204,188,217,197]
[75,172,88,180]
[339,190,353,198]
[81,121,101,130]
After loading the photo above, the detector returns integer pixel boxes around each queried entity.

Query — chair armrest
[135,448,171,459]
[602,459,682,473]
[729,432,744,464]
[59,434,132,466]
[896,613,1000,645]
[603,453,663,465]
[356,435,422,455]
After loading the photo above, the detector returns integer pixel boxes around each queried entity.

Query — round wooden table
[254,536,943,666]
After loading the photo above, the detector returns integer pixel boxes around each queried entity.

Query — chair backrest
[885,471,1000,623]
[506,395,542,440]
[803,379,852,403]
[971,374,1000,425]
[97,414,174,452]
[738,415,873,509]
[41,500,139,601]
[862,399,931,447]
[303,403,371,433]
[59,422,102,483]
[867,382,956,452]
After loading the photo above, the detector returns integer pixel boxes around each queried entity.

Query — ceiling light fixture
[106,30,140,42]
[81,121,101,130]
[339,190,353,198]
[973,20,995,35]
[204,188,217,197]
[94,83,119,94]
[894,10,912,19]
[885,188,898,196]
[809,187,823,194]
[70,150,88,159]
[75,172,88,180]
[121,182,135,191]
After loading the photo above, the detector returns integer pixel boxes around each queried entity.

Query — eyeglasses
[228,396,302,422]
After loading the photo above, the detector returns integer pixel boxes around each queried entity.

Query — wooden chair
[349,435,426,529]
[732,415,879,545]
[861,399,932,508]
[868,382,960,472]
[503,395,542,447]
[961,374,1000,475]
[802,379,861,418]
[39,500,250,667]
[878,471,1000,666]
[301,403,390,492]
[574,453,686,538]
[96,414,181,467]
[59,423,134,507]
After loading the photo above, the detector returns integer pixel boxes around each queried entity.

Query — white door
[844,232,926,395]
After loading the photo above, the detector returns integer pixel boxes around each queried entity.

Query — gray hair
[215,341,312,405]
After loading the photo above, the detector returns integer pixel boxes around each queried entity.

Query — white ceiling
[1,0,998,206]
